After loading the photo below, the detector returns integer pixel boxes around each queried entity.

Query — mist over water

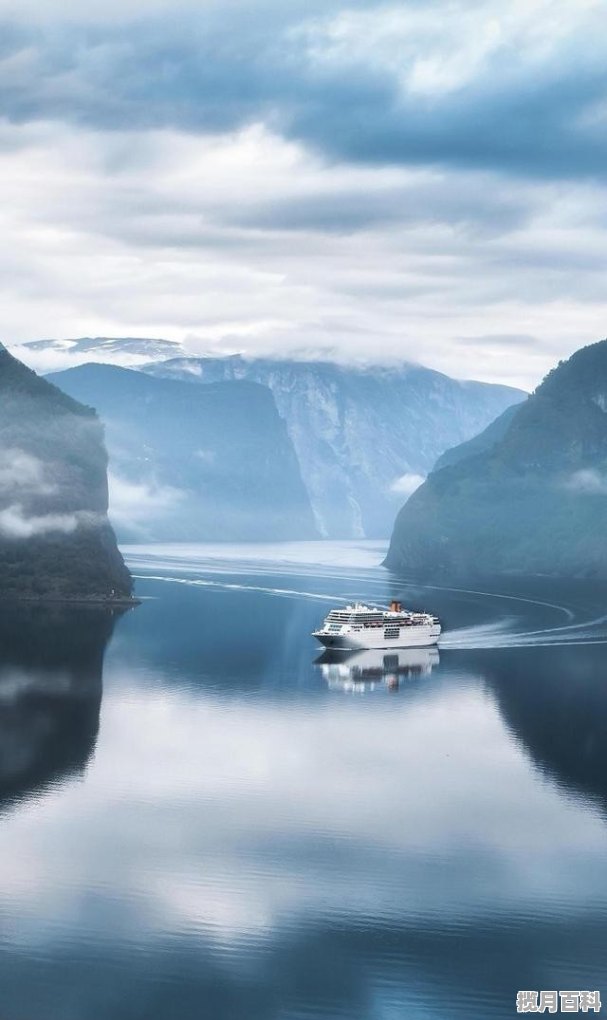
[2,542,607,1019]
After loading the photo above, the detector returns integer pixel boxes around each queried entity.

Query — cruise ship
[312,600,441,650]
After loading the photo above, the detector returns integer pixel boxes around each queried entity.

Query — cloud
[389,472,425,498]
[0,449,56,495]
[295,2,607,177]
[2,117,607,388]
[0,1,605,180]
[15,337,185,374]
[0,504,100,539]
[565,469,607,495]
[0,447,105,538]
[0,2,605,387]
[108,473,185,532]
[0,676,604,955]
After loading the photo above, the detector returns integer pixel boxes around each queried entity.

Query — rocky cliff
[49,364,318,542]
[0,345,132,600]
[386,339,607,578]
[143,355,525,538]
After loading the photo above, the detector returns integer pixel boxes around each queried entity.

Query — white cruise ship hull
[313,625,440,650]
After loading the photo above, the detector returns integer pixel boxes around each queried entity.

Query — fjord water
[2,543,607,1019]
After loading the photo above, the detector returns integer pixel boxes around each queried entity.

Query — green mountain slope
[0,346,132,600]
[386,339,607,578]
[432,402,522,471]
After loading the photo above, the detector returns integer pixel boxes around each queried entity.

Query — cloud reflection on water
[1,551,607,1019]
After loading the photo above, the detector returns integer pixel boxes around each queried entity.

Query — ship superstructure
[312,600,441,649]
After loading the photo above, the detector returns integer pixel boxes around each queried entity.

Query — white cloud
[15,344,181,375]
[0,679,604,948]
[0,0,207,21]
[0,449,56,495]
[565,468,607,495]
[108,474,184,531]
[389,472,425,498]
[0,448,103,537]
[0,505,100,539]
[0,0,605,388]
[0,117,605,389]
[0,120,604,390]
[304,0,602,96]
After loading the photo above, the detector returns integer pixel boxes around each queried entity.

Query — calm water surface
[2,540,607,1019]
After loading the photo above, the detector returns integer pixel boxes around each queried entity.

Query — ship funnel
[389,600,402,612]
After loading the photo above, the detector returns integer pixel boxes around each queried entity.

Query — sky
[1,0,606,389]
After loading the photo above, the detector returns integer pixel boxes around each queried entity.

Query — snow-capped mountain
[11,337,186,373]
[143,355,526,538]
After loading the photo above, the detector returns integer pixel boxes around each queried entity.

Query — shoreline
[0,595,141,607]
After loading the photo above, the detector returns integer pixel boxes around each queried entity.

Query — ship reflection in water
[316,645,440,693]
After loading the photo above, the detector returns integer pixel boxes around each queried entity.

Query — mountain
[386,339,607,578]
[488,643,607,811]
[142,355,525,538]
[13,336,186,374]
[48,364,317,542]
[0,605,115,809]
[432,402,521,471]
[0,345,132,600]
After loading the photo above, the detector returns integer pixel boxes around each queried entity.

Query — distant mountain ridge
[0,346,132,600]
[386,339,607,578]
[48,364,317,542]
[143,354,526,538]
[14,336,187,373]
[23,336,526,541]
